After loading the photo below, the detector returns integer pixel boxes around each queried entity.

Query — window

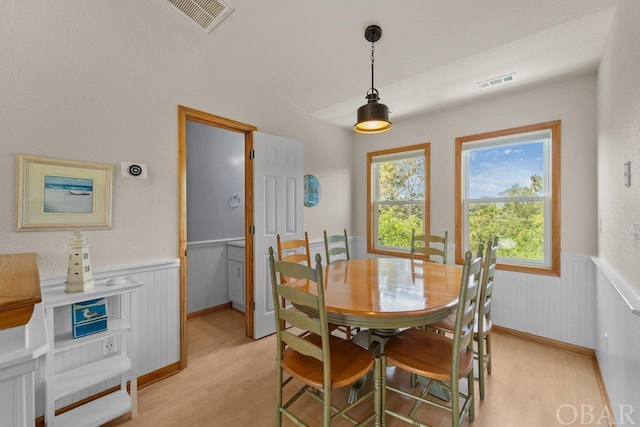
[455,121,560,276]
[368,144,430,257]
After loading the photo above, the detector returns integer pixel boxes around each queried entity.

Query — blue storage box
[72,298,107,338]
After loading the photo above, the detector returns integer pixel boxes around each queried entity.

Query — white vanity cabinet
[42,278,142,427]
[227,241,245,312]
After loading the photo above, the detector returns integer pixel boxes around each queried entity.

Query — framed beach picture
[16,154,114,230]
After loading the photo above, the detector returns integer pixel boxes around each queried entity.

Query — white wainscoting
[187,240,234,313]
[35,259,181,418]
[593,257,640,426]
[491,253,596,348]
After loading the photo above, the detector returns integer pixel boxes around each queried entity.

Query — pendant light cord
[370,42,376,93]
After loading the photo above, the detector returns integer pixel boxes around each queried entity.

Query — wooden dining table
[300,257,462,331]
[284,256,463,425]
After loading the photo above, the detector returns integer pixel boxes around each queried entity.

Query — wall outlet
[103,336,115,356]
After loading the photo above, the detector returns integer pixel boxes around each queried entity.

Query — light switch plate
[624,161,631,187]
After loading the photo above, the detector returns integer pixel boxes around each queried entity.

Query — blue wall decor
[304,174,320,207]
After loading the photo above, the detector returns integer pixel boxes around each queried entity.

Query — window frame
[367,143,431,258]
[455,121,561,276]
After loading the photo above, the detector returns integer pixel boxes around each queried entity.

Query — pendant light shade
[354,25,392,134]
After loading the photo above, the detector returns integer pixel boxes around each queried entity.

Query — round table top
[288,257,462,329]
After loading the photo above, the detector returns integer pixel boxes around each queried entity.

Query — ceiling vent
[477,73,517,89]
[167,0,234,33]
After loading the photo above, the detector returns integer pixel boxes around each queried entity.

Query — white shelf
[42,279,142,309]
[54,353,131,400]
[43,277,142,426]
[54,390,131,427]
[53,318,129,354]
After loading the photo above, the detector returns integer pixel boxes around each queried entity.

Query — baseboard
[187,302,232,320]
[138,361,182,388]
[494,325,614,427]
[492,325,594,357]
[591,355,616,427]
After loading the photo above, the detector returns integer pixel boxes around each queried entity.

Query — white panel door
[253,132,304,339]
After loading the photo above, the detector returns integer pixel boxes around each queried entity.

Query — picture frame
[16,154,114,230]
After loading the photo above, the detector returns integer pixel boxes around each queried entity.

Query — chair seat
[384,327,473,383]
[476,315,492,337]
[431,313,492,336]
[430,312,456,332]
[282,333,374,389]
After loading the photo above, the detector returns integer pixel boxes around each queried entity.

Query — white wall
[597,0,640,296]
[596,1,640,424]
[186,122,245,242]
[0,1,352,276]
[353,74,598,256]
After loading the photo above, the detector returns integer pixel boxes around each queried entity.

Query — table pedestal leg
[348,338,381,404]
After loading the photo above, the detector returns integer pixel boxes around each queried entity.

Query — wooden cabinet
[42,278,142,427]
[227,242,245,312]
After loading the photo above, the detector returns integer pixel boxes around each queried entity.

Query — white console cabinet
[0,303,48,427]
[42,278,142,427]
[227,241,245,312]
[0,253,48,427]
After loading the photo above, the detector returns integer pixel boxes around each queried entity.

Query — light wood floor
[109,309,607,427]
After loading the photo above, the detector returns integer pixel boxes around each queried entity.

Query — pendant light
[354,25,392,134]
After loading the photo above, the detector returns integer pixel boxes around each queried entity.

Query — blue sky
[469,141,543,198]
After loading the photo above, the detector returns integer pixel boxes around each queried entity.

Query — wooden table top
[286,257,462,329]
[0,253,41,329]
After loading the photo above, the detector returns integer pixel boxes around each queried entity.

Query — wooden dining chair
[323,229,358,340]
[475,236,498,399]
[277,232,347,339]
[276,232,311,270]
[382,249,483,427]
[429,236,498,399]
[410,230,448,264]
[323,229,350,264]
[268,247,378,426]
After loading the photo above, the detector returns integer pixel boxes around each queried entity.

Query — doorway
[178,105,256,369]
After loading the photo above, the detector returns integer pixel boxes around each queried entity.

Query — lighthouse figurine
[65,230,95,293]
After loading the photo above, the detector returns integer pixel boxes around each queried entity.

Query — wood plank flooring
[108,309,608,427]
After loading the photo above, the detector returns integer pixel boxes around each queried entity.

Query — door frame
[178,105,257,368]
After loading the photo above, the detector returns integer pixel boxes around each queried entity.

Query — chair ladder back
[269,248,377,427]
[410,229,448,264]
[276,231,311,286]
[269,249,330,363]
[453,249,483,357]
[323,229,350,264]
[478,236,498,331]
